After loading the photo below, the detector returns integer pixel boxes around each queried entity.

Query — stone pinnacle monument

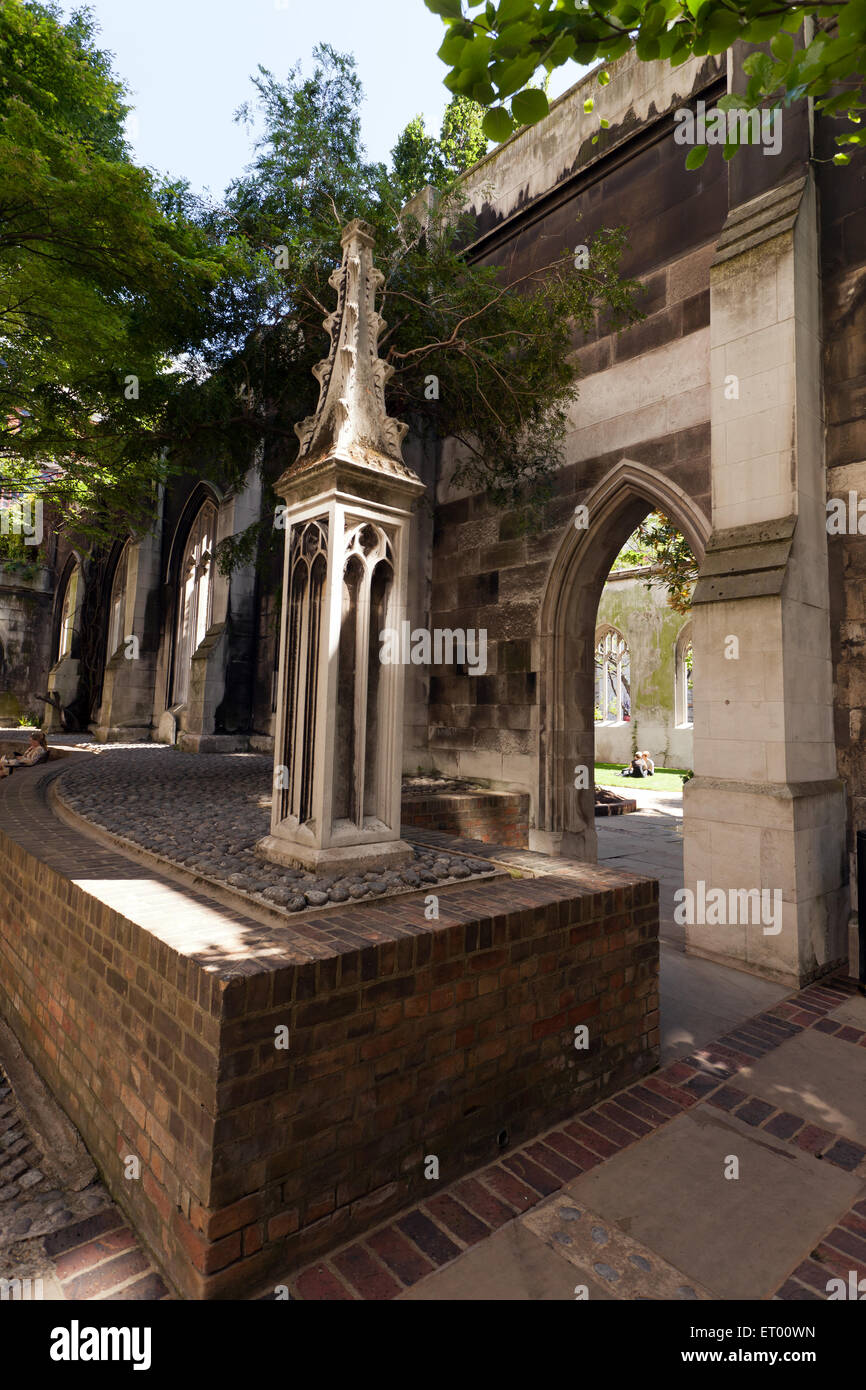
[256,219,426,873]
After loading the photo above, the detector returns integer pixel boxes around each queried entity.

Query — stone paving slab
[522,1194,713,1300]
[825,994,866,1030]
[731,1027,866,1145]
[281,973,866,1302]
[559,1104,864,1300]
[660,947,787,1063]
[399,1220,603,1301]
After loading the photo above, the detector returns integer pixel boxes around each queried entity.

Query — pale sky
[61,0,581,197]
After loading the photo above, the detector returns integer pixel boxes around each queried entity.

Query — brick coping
[48,769,508,937]
[274,973,866,1302]
[1,764,654,975]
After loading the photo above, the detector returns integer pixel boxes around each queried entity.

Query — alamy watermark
[1,1276,44,1300]
[674,100,782,157]
[0,496,43,546]
[379,622,487,676]
[674,881,782,935]
[827,491,866,534]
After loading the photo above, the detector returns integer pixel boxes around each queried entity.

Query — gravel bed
[56,749,493,914]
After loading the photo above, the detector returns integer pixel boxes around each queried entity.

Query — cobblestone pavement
[55,748,496,915]
[0,1064,170,1300]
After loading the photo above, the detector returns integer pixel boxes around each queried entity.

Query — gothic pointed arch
[52,552,85,661]
[105,539,132,662]
[169,495,219,706]
[537,457,709,858]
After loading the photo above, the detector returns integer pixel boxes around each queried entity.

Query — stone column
[257,220,426,874]
[684,172,848,985]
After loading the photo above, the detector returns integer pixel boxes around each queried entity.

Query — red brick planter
[0,774,658,1299]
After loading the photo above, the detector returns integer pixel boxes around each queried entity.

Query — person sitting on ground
[621,750,655,778]
[0,730,49,777]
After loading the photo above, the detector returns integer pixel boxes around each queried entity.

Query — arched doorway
[536,458,710,862]
[170,499,217,708]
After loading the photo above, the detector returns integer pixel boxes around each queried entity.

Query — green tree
[438,93,490,174]
[424,0,866,166]
[391,93,489,201]
[392,114,440,202]
[614,511,697,612]
[2,22,643,555]
[0,1,246,540]
[175,44,644,570]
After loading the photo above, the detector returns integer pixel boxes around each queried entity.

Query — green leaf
[598,69,610,86]
[770,31,794,64]
[495,0,535,23]
[641,3,668,38]
[496,21,536,50]
[717,93,749,112]
[742,17,784,43]
[583,96,594,113]
[636,34,661,60]
[425,0,464,17]
[494,55,538,98]
[701,13,743,54]
[482,105,516,142]
[685,143,709,169]
[833,152,851,165]
[511,87,549,124]
[838,0,866,38]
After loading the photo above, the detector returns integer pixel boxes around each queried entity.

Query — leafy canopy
[0,0,248,540]
[424,1,866,165]
[0,15,643,553]
[174,44,644,568]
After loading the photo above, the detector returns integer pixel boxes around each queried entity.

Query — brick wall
[401,789,530,847]
[0,820,658,1299]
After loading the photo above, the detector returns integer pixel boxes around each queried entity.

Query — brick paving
[273,972,866,1301]
[0,1064,171,1301]
[2,946,863,1300]
[1,751,863,1300]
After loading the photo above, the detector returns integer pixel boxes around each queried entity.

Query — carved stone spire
[292,219,417,481]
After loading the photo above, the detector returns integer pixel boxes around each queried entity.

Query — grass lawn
[595,761,691,793]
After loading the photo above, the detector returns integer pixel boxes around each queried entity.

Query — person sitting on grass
[621,750,655,778]
[0,730,49,778]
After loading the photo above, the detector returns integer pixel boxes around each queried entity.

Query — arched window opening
[333,523,395,830]
[280,519,327,826]
[58,564,81,660]
[172,502,217,705]
[106,542,131,662]
[594,627,630,724]
[675,623,694,728]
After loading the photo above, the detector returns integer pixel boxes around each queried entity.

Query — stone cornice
[712,176,807,267]
[691,515,797,604]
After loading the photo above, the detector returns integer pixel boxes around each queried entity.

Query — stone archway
[534,457,711,862]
